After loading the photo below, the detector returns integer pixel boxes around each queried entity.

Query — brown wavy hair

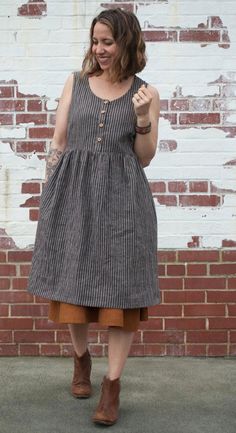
[81,8,146,82]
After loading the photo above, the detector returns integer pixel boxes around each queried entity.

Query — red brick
[89,344,104,357]
[16,113,47,125]
[159,140,177,152]
[143,330,184,344]
[222,250,236,261]
[129,344,145,356]
[0,278,10,290]
[230,331,236,343]
[179,113,220,125]
[178,250,219,262]
[228,278,236,289]
[16,141,47,153]
[207,291,236,303]
[208,345,228,356]
[30,209,39,221]
[160,99,168,110]
[14,331,54,343]
[21,182,41,194]
[158,264,165,276]
[148,304,182,316]
[0,291,33,303]
[189,181,208,192]
[20,264,31,276]
[0,345,18,356]
[35,318,66,330]
[170,99,189,111]
[49,114,56,125]
[164,290,205,303]
[12,278,28,290]
[143,30,177,42]
[166,344,185,356]
[56,330,71,343]
[165,318,206,330]
[179,195,220,207]
[0,252,6,262]
[0,86,14,97]
[228,305,236,316]
[179,30,220,42]
[168,181,187,193]
[159,277,183,290]
[61,344,74,357]
[41,345,60,356]
[156,195,177,206]
[144,345,166,356]
[209,318,236,329]
[187,264,207,275]
[8,251,33,262]
[29,127,54,139]
[18,2,47,16]
[222,239,236,247]
[167,264,185,276]
[19,344,40,356]
[0,305,9,316]
[11,304,48,317]
[158,251,177,263]
[140,318,163,330]
[0,264,16,276]
[0,99,25,111]
[160,113,177,124]
[27,99,43,111]
[210,264,236,275]
[0,318,33,330]
[229,345,236,356]
[185,277,226,290]
[184,304,225,317]
[186,345,207,356]
[0,331,12,343]
[149,181,166,193]
[0,114,13,125]
[20,196,40,208]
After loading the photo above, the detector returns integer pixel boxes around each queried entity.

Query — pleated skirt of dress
[48,301,148,332]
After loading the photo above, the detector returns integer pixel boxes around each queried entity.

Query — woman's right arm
[45,73,74,182]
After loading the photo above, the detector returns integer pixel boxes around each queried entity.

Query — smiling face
[92,22,119,72]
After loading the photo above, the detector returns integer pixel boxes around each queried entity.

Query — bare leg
[68,323,89,356]
[107,327,134,380]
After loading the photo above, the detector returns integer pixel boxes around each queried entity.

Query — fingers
[132,85,152,105]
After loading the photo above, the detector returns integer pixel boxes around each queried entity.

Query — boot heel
[92,376,120,425]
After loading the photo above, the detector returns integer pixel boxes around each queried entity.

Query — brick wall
[0,0,236,357]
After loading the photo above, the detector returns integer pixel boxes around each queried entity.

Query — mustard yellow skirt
[48,301,148,332]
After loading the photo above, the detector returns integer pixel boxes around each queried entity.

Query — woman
[28,7,160,426]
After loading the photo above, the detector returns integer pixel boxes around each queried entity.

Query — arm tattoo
[45,148,63,182]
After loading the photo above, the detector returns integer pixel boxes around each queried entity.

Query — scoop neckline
[87,75,136,103]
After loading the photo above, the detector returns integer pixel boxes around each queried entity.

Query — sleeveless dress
[27,72,160,331]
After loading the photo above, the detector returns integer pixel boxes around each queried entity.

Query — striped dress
[27,72,160,310]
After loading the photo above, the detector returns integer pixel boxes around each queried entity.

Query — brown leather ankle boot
[71,349,92,398]
[92,376,120,425]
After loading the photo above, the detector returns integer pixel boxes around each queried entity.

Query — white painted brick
[0,128,26,139]
[0,0,236,249]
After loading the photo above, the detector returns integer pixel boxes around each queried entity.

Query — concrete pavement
[0,356,236,433]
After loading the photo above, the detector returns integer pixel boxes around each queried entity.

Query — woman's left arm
[132,84,160,167]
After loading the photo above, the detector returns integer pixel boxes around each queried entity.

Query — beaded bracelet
[135,122,151,135]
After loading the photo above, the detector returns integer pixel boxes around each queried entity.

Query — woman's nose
[96,43,105,53]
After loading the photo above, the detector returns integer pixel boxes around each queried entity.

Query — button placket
[95,100,109,148]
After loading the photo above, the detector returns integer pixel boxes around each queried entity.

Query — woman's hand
[132,84,153,118]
